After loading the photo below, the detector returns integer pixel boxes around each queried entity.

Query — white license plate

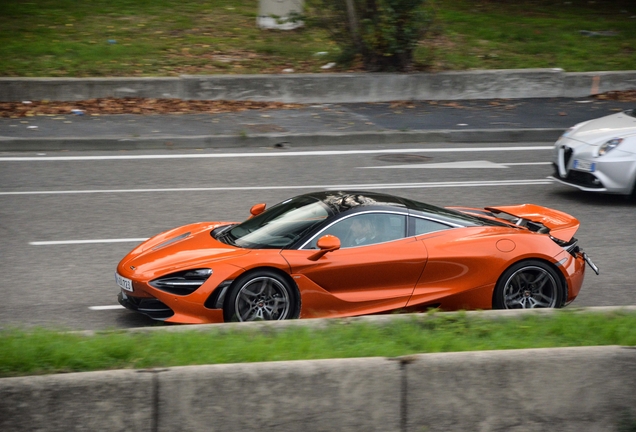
[572,159,595,172]
[115,273,134,292]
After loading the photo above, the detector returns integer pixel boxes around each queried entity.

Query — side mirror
[307,235,341,261]
[249,203,266,218]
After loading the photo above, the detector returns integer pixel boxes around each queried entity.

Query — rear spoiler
[485,204,580,242]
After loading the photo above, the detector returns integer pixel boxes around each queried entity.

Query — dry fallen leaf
[593,90,636,102]
[0,97,304,118]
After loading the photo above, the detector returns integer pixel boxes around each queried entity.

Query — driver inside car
[347,217,378,247]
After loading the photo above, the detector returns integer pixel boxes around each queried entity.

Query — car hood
[118,221,249,280]
[567,111,636,145]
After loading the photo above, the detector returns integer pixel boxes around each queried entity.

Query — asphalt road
[1,141,634,331]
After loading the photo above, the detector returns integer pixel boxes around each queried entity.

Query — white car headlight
[598,138,623,156]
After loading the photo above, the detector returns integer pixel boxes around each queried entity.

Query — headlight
[598,138,623,156]
[150,268,213,295]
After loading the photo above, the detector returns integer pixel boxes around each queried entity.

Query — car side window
[411,216,451,235]
[307,213,407,249]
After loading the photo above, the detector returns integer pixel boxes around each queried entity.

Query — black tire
[493,260,565,309]
[223,270,300,322]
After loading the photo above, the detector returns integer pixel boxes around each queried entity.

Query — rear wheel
[223,270,300,322]
[493,260,564,309]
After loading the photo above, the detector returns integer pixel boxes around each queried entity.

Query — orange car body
[116,192,591,324]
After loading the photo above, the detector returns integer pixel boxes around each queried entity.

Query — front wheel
[223,270,300,322]
[493,260,564,309]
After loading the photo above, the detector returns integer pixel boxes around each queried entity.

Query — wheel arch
[492,257,568,308]
[232,265,298,291]
[222,266,301,322]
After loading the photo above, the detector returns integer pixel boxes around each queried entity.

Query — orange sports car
[115,191,598,324]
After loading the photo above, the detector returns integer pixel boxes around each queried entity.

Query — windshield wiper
[222,230,238,246]
[212,225,238,246]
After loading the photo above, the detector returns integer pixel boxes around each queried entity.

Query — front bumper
[551,139,636,195]
[550,164,607,192]
[115,259,247,324]
[118,291,174,320]
[118,289,226,324]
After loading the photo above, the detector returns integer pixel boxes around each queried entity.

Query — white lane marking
[360,160,507,169]
[502,162,553,166]
[7,179,554,196]
[30,238,147,246]
[360,161,553,169]
[0,146,553,162]
[89,305,125,311]
[342,180,553,189]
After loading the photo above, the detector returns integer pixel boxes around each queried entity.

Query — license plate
[115,273,134,292]
[582,252,600,275]
[572,159,595,172]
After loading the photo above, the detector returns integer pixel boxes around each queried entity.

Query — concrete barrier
[2,69,635,103]
[0,369,154,432]
[564,71,636,98]
[157,358,401,432]
[406,346,636,432]
[0,77,181,102]
[179,69,566,103]
[1,346,635,432]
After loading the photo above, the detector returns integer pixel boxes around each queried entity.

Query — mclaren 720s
[116,190,598,324]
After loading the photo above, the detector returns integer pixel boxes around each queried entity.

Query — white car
[550,109,636,195]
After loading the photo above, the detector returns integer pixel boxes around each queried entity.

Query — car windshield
[224,196,331,249]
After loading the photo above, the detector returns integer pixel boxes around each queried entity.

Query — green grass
[0,0,634,77]
[423,0,636,72]
[2,310,636,378]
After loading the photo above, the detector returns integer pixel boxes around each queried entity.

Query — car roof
[305,190,408,212]
[300,190,492,227]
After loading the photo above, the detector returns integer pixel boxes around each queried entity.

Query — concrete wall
[0,77,181,102]
[2,69,635,103]
[406,346,636,432]
[1,346,635,432]
[0,369,154,432]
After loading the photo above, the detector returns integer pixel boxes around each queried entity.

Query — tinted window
[411,216,451,235]
[307,213,407,249]
[401,197,498,226]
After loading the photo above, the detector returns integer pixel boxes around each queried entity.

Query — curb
[0,128,564,152]
[2,69,636,103]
